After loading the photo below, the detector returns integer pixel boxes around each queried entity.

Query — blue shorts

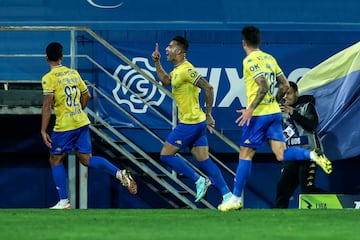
[240,113,285,149]
[166,121,208,149]
[50,125,92,155]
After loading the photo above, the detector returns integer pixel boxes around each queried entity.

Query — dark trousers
[275,161,325,208]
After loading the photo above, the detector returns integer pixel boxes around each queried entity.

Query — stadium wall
[0,0,359,208]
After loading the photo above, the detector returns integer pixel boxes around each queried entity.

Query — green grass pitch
[0,209,358,240]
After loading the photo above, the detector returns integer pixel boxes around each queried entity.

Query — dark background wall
[0,0,359,208]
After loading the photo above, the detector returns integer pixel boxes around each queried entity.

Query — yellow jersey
[41,65,90,132]
[170,60,206,124]
[243,50,282,116]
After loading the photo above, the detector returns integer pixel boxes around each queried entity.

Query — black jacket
[282,95,322,150]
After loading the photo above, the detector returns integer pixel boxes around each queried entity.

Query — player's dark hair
[46,42,63,61]
[289,81,298,92]
[172,36,189,52]
[242,26,261,48]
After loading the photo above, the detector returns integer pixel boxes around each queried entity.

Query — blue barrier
[0,0,360,208]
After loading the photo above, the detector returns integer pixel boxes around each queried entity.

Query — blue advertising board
[1,0,359,31]
[90,40,359,160]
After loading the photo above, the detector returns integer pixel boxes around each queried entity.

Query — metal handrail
[87,108,215,209]
[0,26,240,208]
[0,25,239,155]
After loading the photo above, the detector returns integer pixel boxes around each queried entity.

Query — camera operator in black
[275,81,326,208]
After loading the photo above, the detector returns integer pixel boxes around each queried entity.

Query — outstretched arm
[276,74,290,102]
[151,42,171,86]
[41,94,53,149]
[195,77,215,132]
[249,75,268,110]
[236,75,268,126]
[80,90,91,109]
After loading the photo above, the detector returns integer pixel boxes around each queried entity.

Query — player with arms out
[151,36,232,204]
[41,42,137,209]
[218,26,332,211]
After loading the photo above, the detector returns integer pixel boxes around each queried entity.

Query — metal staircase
[0,26,239,209]
[84,80,217,208]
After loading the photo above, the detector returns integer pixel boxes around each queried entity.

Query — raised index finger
[155,42,159,52]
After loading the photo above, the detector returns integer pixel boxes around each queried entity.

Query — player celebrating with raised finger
[151,36,232,205]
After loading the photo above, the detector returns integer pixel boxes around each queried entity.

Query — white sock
[310,151,316,161]
[230,195,241,203]
[195,176,204,184]
[223,192,232,200]
[116,170,121,179]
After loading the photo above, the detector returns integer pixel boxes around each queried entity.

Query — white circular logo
[112,57,166,113]
[87,0,123,8]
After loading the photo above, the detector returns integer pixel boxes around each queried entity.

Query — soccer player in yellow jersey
[151,36,232,204]
[218,26,332,211]
[41,42,137,209]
